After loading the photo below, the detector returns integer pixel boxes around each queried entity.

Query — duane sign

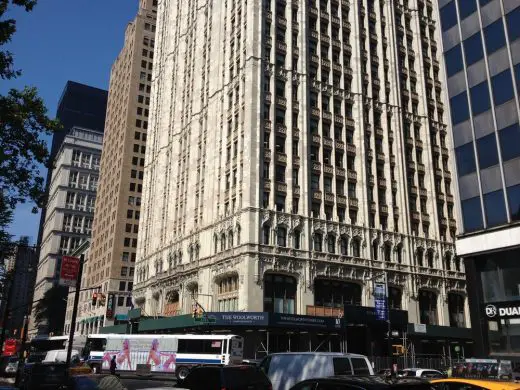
[483,302,520,319]
[59,256,80,287]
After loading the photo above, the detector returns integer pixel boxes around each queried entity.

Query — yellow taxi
[431,378,520,390]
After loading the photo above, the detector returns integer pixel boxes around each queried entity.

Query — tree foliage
[0,0,61,244]
[33,284,68,334]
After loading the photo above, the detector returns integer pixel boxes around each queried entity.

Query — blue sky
[2,1,138,244]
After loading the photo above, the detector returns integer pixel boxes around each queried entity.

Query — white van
[43,349,80,364]
[259,352,374,390]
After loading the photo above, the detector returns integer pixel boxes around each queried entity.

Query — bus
[83,333,244,380]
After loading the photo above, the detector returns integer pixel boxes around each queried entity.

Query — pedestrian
[110,355,117,375]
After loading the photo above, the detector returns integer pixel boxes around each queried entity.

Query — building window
[440,1,457,32]
[339,236,348,255]
[499,123,520,162]
[427,250,434,268]
[448,293,465,328]
[313,233,323,252]
[462,196,484,232]
[506,6,520,42]
[263,225,270,245]
[483,189,508,227]
[388,287,402,310]
[457,0,476,20]
[327,235,335,254]
[476,133,499,169]
[507,184,520,221]
[463,32,484,66]
[417,248,424,267]
[450,91,469,125]
[384,242,392,262]
[263,274,296,314]
[314,279,361,307]
[470,81,491,115]
[372,241,379,261]
[352,238,361,257]
[455,142,476,176]
[445,44,463,77]
[491,69,515,106]
[484,19,506,55]
[276,227,287,247]
[396,245,403,264]
[419,290,438,325]
[119,281,126,291]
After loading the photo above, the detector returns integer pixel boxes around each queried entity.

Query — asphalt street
[121,378,177,390]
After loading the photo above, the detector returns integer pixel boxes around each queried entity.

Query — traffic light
[92,293,97,306]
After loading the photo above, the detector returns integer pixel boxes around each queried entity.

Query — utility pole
[65,253,84,368]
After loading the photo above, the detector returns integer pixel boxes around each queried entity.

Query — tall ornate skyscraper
[64,0,157,333]
[136,0,469,356]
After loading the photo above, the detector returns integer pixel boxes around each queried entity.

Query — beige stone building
[64,0,157,333]
[136,0,469,355]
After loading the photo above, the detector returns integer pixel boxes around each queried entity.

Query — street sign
[59,256,80,287]
[374,282,388,321]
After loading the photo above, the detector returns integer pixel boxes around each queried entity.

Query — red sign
[59,256,80,287]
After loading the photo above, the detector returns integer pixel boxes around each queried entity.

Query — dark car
[289,376,433,390]
[181,365,272,390]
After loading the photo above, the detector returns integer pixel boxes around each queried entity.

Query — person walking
[110,355,117,375]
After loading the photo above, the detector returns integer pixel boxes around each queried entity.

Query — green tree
[33,284,68,334]
[0,0,61,245]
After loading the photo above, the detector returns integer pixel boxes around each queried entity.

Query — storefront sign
[59,256,80,287]
[270,313,343,329]
[106,294,115,319]
[206,312,269,326]
[484,302,520,319]
[374,282,388,321]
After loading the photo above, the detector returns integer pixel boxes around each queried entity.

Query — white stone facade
[29,127,103,337]
[136,0,469,329]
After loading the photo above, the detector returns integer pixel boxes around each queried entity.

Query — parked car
[43,349,80,364]
[259,352,374,390]
[431,378,520,390]
[178,364,272,390]
[4,356,19,376]
[397,368,445,379]
[289,375,432,390]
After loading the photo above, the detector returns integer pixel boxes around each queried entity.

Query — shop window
[263,274,296,314]
[419,289,438,325]
[314,279,361,307]
[448,293,466,328]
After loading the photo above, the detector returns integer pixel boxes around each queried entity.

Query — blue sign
[374,283,388,321]
[206,312,269,326]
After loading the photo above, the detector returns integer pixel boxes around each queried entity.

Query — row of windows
[455,123,520,176]
[462,183,520,232]
[121,251,137,262]
[450,69,516,126]
[120,266,135,277]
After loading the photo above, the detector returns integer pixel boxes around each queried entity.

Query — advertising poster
[102,337,178,372]
[59,256,80,287]
[374,282,388,321]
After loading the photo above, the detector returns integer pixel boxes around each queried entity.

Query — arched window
[263,225,270,245]
[314,279,361,307]
[352,238,361,257]
[396,244,403,264]
[384,242,392,262]
[217,274,239,312]
[277,226,287,247]
[263,274,296,314]
[236,226,241,245]
[228,231,234,248]
[417,248,424,267]
[445,252,451,270]
[454,257,461,271]
[448,293,466,328]
[214,234,218,253]
[372,240,379,260]
[293,229,301,249]
[340,236,349,255]
[388,287,402,309]
[221,233,226,251]
[419,289,438,325]
[195,245,200,260]
[327,235,335,254]
[427,249,434,268]
[313,233,323,252]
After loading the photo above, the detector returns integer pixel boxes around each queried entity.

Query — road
[121,377,177,389]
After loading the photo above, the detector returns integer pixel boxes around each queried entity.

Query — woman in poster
[146,338,176,372]
[103,338,132,370]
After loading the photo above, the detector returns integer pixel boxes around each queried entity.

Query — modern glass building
[438,0,520,359]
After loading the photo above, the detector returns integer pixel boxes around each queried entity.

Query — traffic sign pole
[65,253,84,368]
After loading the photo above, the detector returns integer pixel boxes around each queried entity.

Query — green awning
[115,314,129,321]
[138,314,197,332]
